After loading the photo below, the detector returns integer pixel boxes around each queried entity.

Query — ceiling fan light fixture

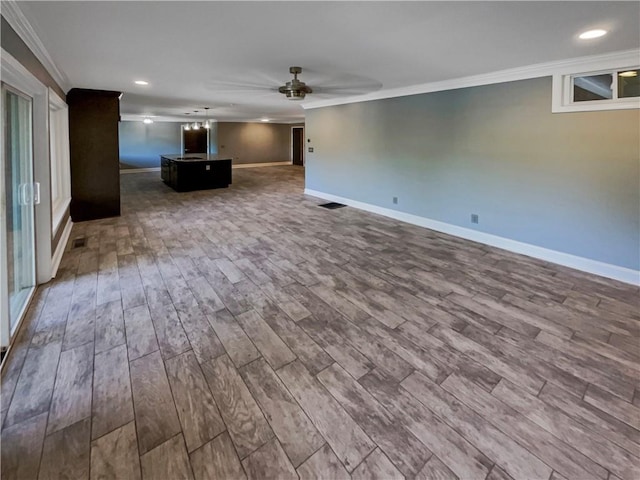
[279,66,313,100]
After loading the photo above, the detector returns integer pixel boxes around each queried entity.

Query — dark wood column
[67,88,121,222]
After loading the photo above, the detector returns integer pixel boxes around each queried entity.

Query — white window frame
[48,88,71,233]
[553,65,640,113]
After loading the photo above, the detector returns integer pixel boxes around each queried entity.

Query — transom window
[553,66,640,113]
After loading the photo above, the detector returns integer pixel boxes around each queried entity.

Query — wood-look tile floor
[2,165,639,480]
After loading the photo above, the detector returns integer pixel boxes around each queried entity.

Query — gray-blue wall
[119,121,182,169]
[306,76,640,270]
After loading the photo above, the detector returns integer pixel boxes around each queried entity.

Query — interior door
[292,127,304,165]
[1,85,37,345]
[184,128,208,154]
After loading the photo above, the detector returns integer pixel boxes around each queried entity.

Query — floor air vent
[72,237,87,249]
[319,202,346,210]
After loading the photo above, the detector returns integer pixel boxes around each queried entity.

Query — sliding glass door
[2,84,36,338]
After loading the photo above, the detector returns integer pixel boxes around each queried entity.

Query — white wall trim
[120,167,161,174]
[51,217,72,278]
[49,88,71,233]
[233,161,292,169]
[303,49,640,110]
[304,188,640,286]
[1,0,70,91]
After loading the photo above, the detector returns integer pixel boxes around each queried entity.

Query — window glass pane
[573,74,613,102]
[618,70,640,98]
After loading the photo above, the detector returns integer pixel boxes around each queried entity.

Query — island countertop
[160,154,233,163]
[160,154,232,191]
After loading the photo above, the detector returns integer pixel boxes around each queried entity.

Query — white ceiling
[15,1,640,123]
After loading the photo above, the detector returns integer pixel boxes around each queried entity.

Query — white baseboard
[304,188,640,286]
[120,167,161,174]
[233,161,292,169]
[51,217,73,278]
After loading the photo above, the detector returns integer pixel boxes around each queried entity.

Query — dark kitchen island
[160,154,232,192]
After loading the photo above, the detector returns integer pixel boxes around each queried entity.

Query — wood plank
[415,456,458,480]
[277,360,375,472]
[396,320,501,392]
[359,317,450,383]
[318,363,431,477]
[39,418,91,480]
[240,358,325,466]
[200,354,274,458]
[460,323,587,397]
[299,315,374,379]
[359,368,492,480]
[90,421,141,480]
[62,305,96,351]
[187,276,225,315]
[259,305,334,375]
[130,350,182,454]
[207,309,260,368]
[584,383,640,430]
[97,251,121,306]
[296,443,350,480]
[95,300,125,354]
[190,432,247,480]
[535,331,636,402]
[174,304,225,363]
[351,448,405,480]
[47,342,94,434]
[429,323,545,394]
[165,350,226,452]
[123,304,159,361]
[148,303,191,360]
[215,257,247,283]
[440,374,607,480]
[401,372,552,480]
[92,343,135,440]
[117,254,146,310]
[140,434,194,480]
[235,309,296,370]
[1,412,48,480]
[492,379,640,480]
[4,326,64,427]
[241,438,298,480]
[538,382,640,454]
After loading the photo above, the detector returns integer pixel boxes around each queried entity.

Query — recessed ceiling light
[261,118,269,122]
[134,80,149,85]
[619,70,638,78]
[579,29,607,40]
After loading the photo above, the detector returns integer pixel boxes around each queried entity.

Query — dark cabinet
[67,88,121,222]
[160,155,232,192]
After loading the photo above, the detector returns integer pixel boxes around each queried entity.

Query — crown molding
[1,0,70,91]
[303,49,640,110]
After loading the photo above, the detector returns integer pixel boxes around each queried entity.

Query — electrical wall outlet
[471,214,479,224]
[393,197,398,204]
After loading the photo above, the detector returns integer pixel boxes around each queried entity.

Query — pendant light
[203,107,211,129]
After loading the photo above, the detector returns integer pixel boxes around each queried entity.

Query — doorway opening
[292,127,304,166]
[182,128,209,155]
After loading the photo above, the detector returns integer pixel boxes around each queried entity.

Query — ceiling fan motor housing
[279,66,313,100]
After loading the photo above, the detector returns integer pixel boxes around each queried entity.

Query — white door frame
[1,50,52,347]
[290,126,304,165]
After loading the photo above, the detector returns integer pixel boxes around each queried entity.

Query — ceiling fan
[205,67,382,101]
[278,66,312,100]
